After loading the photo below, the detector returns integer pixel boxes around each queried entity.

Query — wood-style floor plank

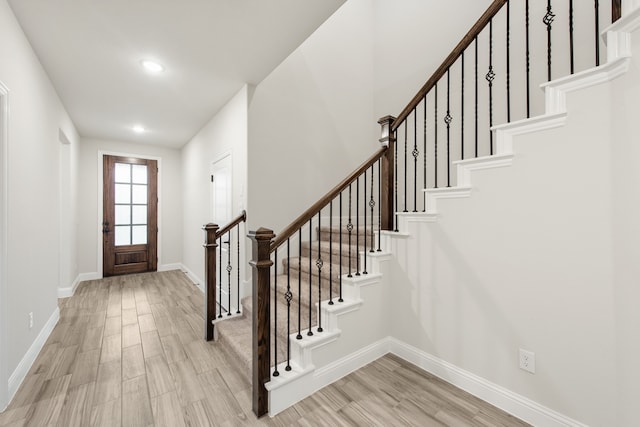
[0,270,531,427]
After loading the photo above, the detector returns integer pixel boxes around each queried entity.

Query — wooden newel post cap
[203,223,219,231]
[248,227,275,241]
[378,115,396,147]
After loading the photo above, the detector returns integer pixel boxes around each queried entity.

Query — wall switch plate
[519,348,535,374]
[28,312,34,329]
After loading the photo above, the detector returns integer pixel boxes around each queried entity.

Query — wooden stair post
[248,227,274,417]
[379,115,396,231]
[203,223,219,341]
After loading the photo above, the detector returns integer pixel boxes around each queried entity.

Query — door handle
[102,221,110,233]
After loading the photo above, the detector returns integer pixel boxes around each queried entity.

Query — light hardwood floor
[0,271,529,426]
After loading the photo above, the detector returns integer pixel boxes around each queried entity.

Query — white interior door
[211,154,233,314]
[211,154,232,225]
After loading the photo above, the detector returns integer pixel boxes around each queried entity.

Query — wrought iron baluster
[445,68,452,187]
[226,232,231,316]
[285,240,291,371]
[218,236,222,318]
[308,218,313,336]
[236,225,240,314]
[339,192,344,301]
[297,228,302,340]
[370,166,375,253]
[526,0,531,118]
[423,96,427,204]
[377,160,382,251]
[413,111,418,212]
[363,170,368,274]
[595,0,600,66]
[394,130,398,231]
[544,1,555,81]
[329,200,334,305]
[570,0,575,74]
[487,18,495,156]
[506,0,511,122]
[317,214,323,332]
[356,178,360,276]
[403,121,408,212]
[461,52,465,161]
[273,252,279,376]
[475,37,479,157]
[434,83,438,188]
[347,184,353,278]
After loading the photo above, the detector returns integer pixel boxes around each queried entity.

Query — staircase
[203,0,636,424]
[216,225,371,385]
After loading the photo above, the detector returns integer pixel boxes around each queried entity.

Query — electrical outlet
[28,312,33,330]
[520,349,536,374]
[519,348,535,374]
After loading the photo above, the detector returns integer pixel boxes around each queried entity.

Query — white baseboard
[158,263,182,272]
[7,307,60,403]
[180,264,204,293]
[57,272,101,298]
[387,338,588,427]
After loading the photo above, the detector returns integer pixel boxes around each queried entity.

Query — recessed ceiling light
[141,60,164,73]
[132,125,145,133]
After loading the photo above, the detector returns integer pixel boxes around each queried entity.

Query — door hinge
[210,174,214,182]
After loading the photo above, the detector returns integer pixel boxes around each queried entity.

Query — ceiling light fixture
[132,125,146,133]
[141,60,164,73]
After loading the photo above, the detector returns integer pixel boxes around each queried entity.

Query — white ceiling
[7,0,345,148]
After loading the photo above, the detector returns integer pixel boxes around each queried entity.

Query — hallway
[0,271,527,426]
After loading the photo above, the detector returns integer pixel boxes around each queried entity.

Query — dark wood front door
[103,155,158,276]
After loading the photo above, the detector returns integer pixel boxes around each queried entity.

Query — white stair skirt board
[265,253,391,416]
[7,307,60,404]
[388,338,588,427]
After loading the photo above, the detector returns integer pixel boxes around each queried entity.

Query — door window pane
[132,205,147,225]
[115,205,131,225]
[115,226,131,246]
[115,163,131,183]
[132,165,147,184]
[115,184,131,204]
[132,185,147,204]
[132,226,147,245]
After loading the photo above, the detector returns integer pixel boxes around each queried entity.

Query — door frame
[0,81,9,410]
[97,151,163,277]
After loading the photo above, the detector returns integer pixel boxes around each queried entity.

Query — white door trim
[0,80,10,410]
[97,151,163,277]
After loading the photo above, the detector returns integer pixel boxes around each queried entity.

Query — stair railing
[388,0,621,230]
[249,144,389,416]
[248,0,622,416]
[203,210,247,341]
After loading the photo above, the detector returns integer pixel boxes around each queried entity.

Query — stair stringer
[264,251,392,416]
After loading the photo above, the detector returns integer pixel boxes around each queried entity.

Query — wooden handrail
[613,0,622,22]
[270,147,388,251]
[392,0,508,131]
[216,210,247,239]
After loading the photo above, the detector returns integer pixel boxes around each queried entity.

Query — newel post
[248,227,274,417]
[378,115,396,231]
[203,223,219,341]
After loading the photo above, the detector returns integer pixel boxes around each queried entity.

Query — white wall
[384,43,640,424]
[610,29,640,427]
[181,85,249,286]
[248,0,376,235]
[0,0,79,407]
[77,138,182,276]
